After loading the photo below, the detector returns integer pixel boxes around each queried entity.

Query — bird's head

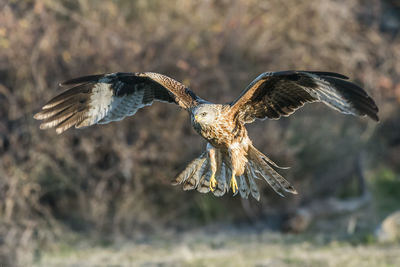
[192,105,219,126]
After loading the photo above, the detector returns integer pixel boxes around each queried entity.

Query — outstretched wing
[230,71,379,123]
[34,72,201,134]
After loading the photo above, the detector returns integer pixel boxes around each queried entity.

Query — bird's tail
[246,145,297,199]
[171,145,297,201]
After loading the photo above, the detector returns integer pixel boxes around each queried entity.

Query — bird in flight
[34,71,379,200]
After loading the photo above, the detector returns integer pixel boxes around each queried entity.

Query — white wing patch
[98,86,151,124]
[75,81,154,127]
[86,82,114,124]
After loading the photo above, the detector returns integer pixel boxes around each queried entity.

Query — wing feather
[230,71,379,123]
[34,72,201,134]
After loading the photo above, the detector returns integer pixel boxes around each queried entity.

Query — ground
[35,226,400,267]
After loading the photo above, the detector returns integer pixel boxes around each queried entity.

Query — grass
[35,227,400,267]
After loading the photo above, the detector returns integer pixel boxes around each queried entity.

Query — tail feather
[239,175,250,199]
[197,169,211,193]
[247,150,286,197]
[172,152,207,188]
[254,169,286,197]
[260,158,298,194]
[183,157,208,191]
[245,164,261,200]
[247,145,297,197]
[213,163,229,197]
[262,155,291,170]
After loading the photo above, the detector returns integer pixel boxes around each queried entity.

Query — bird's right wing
[34,72,201,134]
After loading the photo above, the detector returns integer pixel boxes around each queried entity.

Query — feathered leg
[227,142,248,194]
[208,146,218,191]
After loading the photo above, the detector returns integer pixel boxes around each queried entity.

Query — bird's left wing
[229,71,379,123]
[34,72,200,134]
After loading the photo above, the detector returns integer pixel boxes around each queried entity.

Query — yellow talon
[230,174,238,193]
[209,173,217,191]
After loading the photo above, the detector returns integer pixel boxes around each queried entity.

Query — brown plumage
[34,71,379,200]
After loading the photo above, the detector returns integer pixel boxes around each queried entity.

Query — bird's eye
[201,112,207,116]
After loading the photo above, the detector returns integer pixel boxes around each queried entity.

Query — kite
[34,71,379,200]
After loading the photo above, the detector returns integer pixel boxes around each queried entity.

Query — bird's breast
[193,118,248,150]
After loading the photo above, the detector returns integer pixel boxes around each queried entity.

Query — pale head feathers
[192,104,220,126]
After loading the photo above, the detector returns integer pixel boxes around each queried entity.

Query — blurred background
[1,0,400,266]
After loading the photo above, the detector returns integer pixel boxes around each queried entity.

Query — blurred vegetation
[370,166,400,217]
[0,0,399,265]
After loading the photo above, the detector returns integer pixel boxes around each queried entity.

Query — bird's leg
[208,147,217,191]
[227,143,242,194]
[230,172,238,193]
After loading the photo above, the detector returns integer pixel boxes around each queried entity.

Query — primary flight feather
[34,71,379,200]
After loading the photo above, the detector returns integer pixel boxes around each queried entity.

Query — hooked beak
[194,115,200,122]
